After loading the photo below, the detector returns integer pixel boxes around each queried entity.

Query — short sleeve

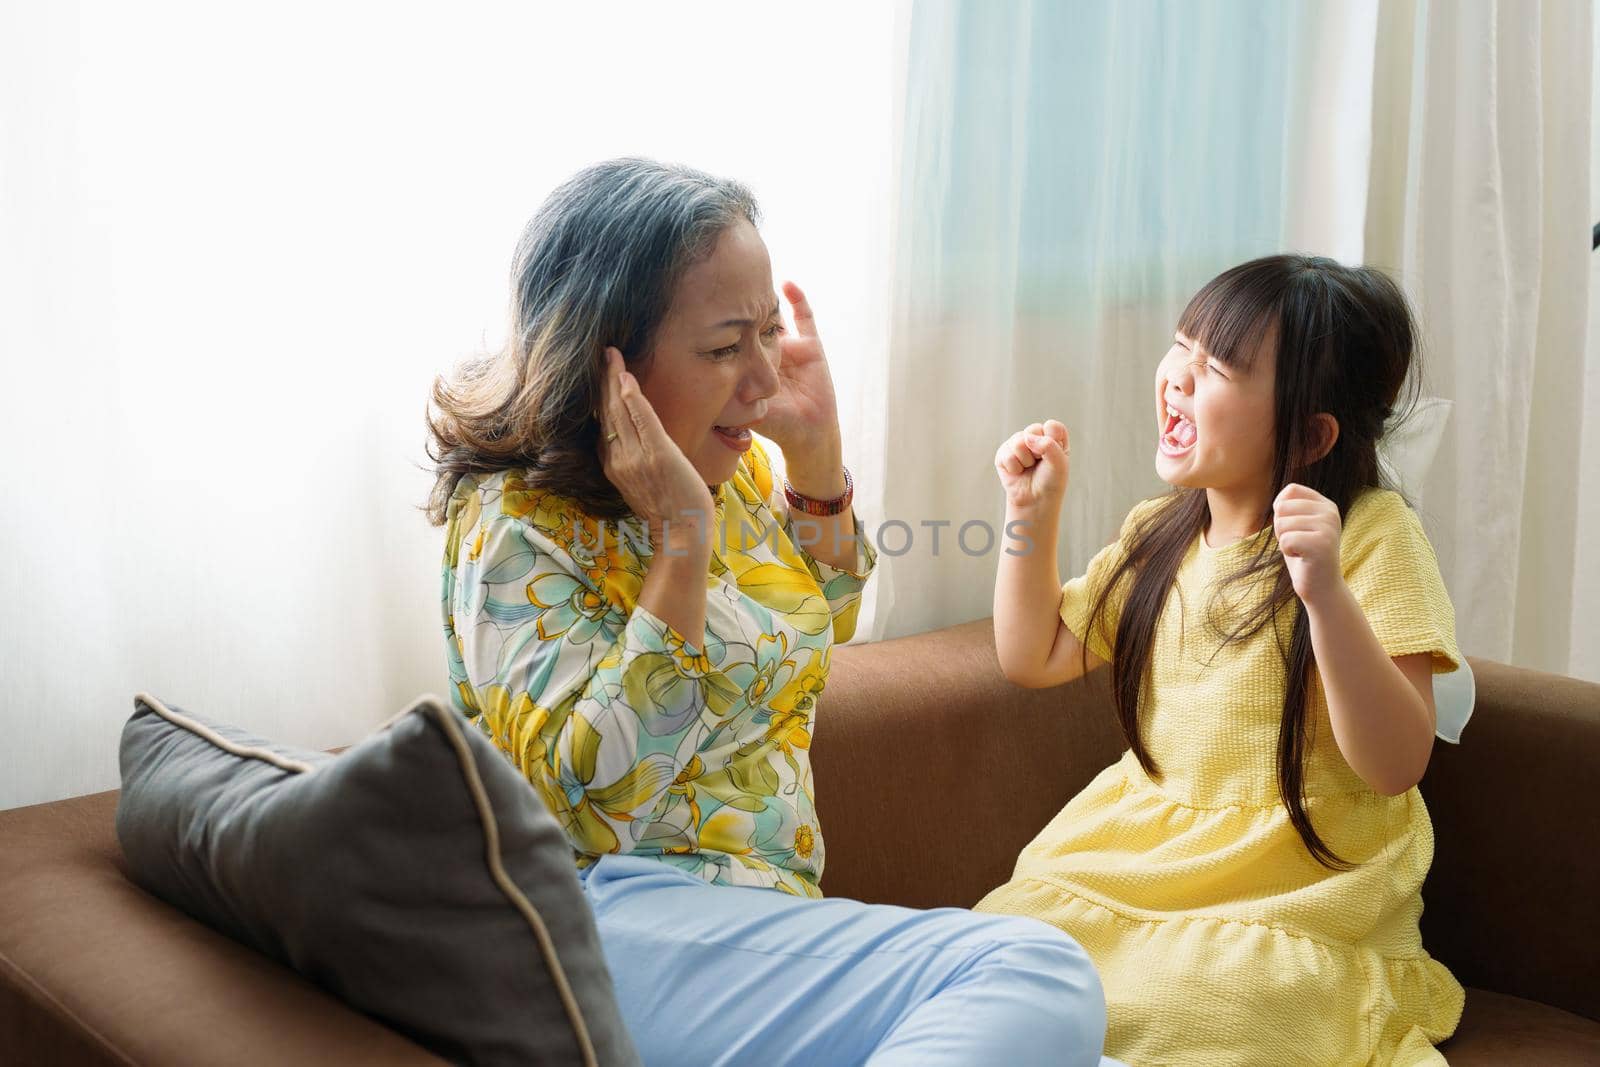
[1059,498,1164,661]
[1339,490,1462,675]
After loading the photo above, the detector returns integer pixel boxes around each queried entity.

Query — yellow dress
[976,489,1464,1066]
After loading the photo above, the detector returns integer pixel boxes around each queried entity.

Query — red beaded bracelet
[784,466,853,516]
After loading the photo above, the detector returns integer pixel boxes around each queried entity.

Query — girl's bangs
[1175,263,1282,373]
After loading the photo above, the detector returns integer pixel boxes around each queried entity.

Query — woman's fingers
[599,348,640,452]
[781,280,817,338]
[615,362,667,452]
[597,348,618,452]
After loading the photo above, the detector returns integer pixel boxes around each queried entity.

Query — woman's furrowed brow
[708,302,782,331]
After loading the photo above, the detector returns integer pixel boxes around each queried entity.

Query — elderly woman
[426,158,1109,1065]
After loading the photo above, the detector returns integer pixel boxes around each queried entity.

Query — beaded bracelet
[784,466,853,517]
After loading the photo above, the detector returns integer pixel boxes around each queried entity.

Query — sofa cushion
[115,692,639,1067]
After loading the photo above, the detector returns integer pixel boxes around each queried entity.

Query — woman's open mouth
[1159,405,1197,457]
[713,424,754,451]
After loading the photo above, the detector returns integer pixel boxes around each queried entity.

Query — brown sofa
[3,618,1597,1065]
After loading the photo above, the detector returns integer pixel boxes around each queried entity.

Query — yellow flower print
[666,754,705,834]
[740,437,775,504]
[733,563,831,636]
[663,629,714,677]
[768,647,829,720]
[443,490,482,569]
[700,805,756,856]
[499,471,544,523]
[476,686,551,764]
[763,706,812,755]
[527,571,617,644]
[793,824,815,860]
[586,545,645,616]
[744,631,792,706]
[672,754,706,787]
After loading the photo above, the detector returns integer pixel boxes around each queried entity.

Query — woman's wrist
[785,466,853,516]
[638,544,710,649]
[776,426,844,497]
[649,514,714,560]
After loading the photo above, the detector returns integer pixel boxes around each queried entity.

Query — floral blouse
[441,437,876,897]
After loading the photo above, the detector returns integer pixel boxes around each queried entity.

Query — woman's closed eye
[709,321,784,360]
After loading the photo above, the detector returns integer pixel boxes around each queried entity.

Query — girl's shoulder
[1340,487,1437,571]
[1342,486,1420,538]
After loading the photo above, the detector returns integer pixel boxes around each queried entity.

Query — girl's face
[635,219,784,487]
[1153,330,1278,496]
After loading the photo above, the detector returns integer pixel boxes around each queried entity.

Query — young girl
[979,255,1463,1066]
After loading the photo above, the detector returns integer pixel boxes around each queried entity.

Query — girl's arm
[993,421,1106,688]
[1273,484,1436,795]
[1306,591,1436,794]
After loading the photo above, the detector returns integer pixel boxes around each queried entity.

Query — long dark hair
[423,158,760,525]
[1086,255,1420,869]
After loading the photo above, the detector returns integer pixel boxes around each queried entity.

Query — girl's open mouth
[1159,406,1197,456]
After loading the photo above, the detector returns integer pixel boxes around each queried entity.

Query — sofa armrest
[814,617,1127,909]
[0,790,449,1066]
[1420,658,1600,1023]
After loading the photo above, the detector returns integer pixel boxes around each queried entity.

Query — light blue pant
[580,854,1119,1066]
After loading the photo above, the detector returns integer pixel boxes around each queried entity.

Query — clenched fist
[1272,482,1344,605]
[995,420,1071,512]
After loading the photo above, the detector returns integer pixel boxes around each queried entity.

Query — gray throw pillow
[115,692,640,1067]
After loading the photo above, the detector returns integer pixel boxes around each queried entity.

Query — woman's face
[1153,329,1278,496]
[635,219,784,487]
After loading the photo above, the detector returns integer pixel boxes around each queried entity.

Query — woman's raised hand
[995,420,1071,512]
[598,347,714,551]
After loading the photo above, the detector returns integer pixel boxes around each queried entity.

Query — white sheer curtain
[867,0,1346,639]
[0,1,895,809]
[1364,0,1596,679]
[862,0,1600,687]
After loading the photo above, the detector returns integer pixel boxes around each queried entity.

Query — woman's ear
[1302,413,1340,465]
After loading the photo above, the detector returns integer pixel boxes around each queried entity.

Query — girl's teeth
[1160,408,1197,450]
